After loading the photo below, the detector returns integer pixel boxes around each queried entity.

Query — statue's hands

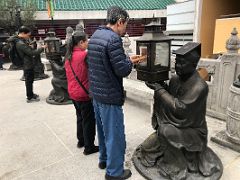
[145,81,164,91]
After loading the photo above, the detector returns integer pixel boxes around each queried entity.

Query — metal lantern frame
[44,31,61,56]
[136,21,172,82]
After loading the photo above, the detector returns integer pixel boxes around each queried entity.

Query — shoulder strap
[14,39,22,59]
[69,60,89,95]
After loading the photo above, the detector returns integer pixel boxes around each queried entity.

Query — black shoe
[27,94,40,103]
[32,94,39,99]
[105,169,132,180]
[83,146,99,155]
[99,162,106,169]
[77,141,84,148]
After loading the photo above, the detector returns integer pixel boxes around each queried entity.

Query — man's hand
[145,81,164,91]
[130,55,147,64]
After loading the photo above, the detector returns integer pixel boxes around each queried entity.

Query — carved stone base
[132,151,167,180]
[46,97,72,105]
[211,130,240,153]
[132,149,223,180]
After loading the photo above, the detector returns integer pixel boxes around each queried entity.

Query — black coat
[15,37,44,70]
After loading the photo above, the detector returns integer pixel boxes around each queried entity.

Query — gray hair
[106,6,129,25]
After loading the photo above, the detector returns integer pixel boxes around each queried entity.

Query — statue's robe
[136,71,222,179]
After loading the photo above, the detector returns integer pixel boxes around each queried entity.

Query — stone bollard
[211,75,240,152]
[226,75,240,145]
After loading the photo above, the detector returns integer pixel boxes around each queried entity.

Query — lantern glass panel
[48,41,56,53]
[139,45,148,67]
[155,42,169,66]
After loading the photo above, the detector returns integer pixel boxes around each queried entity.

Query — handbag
[68,60,89,95]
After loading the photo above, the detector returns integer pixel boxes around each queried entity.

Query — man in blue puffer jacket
[87,6,139,180]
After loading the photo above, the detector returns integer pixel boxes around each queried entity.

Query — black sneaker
[83,146,99,155]
[105,169,132,180]
[32,94,40,99]
[27,94,40,103]
[99,162,106,169]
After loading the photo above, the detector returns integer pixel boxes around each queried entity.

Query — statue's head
[173,42,201,79]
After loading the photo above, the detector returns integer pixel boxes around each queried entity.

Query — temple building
[29,0,175,39]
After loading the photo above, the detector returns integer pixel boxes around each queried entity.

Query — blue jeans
[93,99,126,177]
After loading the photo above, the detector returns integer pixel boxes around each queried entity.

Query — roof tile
[18,0,175,11]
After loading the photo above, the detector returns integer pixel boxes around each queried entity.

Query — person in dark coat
[87,6,140,180]
[16,26,45,102]
[135,42,223,180]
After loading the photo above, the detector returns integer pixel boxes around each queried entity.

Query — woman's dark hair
[65,31,88,61]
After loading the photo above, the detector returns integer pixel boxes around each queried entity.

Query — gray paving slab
[0,63,240,180]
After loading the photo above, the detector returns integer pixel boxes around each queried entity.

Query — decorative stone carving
[233,74,240,88]
[75,23,84,32]
[225,27,240,53]
[123,32,132,55]
[65,26,74,43]
[203,64,216,75]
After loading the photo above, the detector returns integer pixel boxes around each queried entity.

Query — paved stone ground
[0,63,240,180]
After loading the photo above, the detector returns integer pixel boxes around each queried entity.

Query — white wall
[35,10,166,20]
[167,0,195,31]
[175,0,189,2]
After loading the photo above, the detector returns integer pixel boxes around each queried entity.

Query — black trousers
[24,69,34,99]
[72,100,96,150]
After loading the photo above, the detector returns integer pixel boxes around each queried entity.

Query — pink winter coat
[65,47,90,101]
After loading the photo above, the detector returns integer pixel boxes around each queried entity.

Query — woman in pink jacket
[65,31,98,155]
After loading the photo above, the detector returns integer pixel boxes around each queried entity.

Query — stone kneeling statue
[133,42,223,180]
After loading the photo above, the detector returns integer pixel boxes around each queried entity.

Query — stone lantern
[136,21,172,82]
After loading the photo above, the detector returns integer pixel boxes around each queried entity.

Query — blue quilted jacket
[87,26,133,106]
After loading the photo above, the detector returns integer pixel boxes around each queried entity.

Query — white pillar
[193,0,203,42]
